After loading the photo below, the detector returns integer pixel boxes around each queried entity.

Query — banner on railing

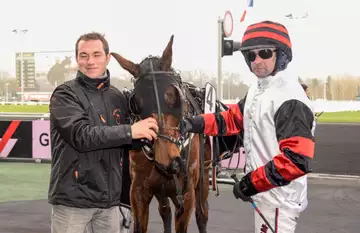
[0,120,32,158]
[32,120,51,159]
[1,119,360,175]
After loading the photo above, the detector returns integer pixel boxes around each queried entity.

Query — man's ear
[106,53,111,65]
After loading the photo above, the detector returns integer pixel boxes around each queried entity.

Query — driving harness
[126,56,204,218]
[125,56,243,218]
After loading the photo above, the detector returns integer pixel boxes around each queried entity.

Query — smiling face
[76,39,110,78]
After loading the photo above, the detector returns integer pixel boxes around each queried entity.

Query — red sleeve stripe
[220,103,244,135]
[279,136,314,158]
[251,149,313,191]
[251,166,276,192]
[273,154,305,181]
[201,113,218,136]
[201,103,243,136]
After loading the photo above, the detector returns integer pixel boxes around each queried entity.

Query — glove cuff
[240,172,259,196]
[185,116,204,133]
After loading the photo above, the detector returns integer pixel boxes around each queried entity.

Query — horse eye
[133,94,143,113]
[164,85,179,108]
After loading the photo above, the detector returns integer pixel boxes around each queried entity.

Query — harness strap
[184,85,202,115]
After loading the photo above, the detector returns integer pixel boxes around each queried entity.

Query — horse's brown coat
[112,35,211,233]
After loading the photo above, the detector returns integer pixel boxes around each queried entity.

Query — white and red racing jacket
[198,70,315,212]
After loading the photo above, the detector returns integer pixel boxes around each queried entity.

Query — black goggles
[246,49,276,62]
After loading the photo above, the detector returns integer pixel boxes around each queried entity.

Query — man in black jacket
[48,32,158,233]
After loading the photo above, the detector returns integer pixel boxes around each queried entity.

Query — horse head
[111,35,191,173]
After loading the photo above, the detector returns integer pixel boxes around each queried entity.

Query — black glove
[232,172,259,202]
[180,118,193,134]
[233,181,252,202]
[180,116,204,135]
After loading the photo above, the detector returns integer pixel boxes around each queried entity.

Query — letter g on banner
[32,120,51,159]
[39,133,49,146]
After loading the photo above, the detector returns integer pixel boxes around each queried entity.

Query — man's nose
[253,54,262,64]
[87,56,95,64]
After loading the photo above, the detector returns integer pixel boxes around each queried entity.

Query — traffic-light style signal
[222,39,241,57]
[220,11,241,57]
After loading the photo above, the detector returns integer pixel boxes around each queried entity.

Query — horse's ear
[111,52,140,77]
[160,35,174,71]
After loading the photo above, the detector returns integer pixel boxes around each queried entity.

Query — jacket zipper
[100,90,112,207]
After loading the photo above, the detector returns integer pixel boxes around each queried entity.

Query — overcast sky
[0,0,357,85]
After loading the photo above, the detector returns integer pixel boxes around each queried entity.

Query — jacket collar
[76,69,110,91]
[256,72,282,90]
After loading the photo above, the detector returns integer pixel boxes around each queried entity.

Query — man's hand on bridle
[131,117,159,141]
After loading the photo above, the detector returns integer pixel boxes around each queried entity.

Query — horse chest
[151,176,177,196]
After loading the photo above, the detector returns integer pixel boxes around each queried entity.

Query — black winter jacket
[48,70,133,209]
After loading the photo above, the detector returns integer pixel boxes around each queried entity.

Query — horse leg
[155,195,172,233]
[195,165,210,233]
[131,183,153,233]
[172,182,195,233]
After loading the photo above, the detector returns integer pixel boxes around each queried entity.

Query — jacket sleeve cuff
[241,172,259,196]
[117,124,133,145]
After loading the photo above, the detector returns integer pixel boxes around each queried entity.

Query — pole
[217,17,223,101]
[230,174,275,233]
[5,83,9,102]
[228,78,230,99]
[1,71,4,97]
[20,52,24,104]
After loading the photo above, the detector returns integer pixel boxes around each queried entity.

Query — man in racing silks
[181,20,316,233]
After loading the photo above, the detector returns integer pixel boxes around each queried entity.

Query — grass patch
[0,105,49,113]
[0,163,51,202]
[1,105,360,123]
[316,111,360,123]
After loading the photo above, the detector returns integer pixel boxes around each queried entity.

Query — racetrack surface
[1,178,359,233]
[313,123,360,175]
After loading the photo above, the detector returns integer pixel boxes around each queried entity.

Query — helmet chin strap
[271,50,290,75]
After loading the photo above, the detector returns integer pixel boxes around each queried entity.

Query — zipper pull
[100,114,106,123]
[97,82,104,89]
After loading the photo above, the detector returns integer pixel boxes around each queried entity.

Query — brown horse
[111,35,212,233]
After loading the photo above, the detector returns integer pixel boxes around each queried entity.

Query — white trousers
[119,206,133,233]
[254,202,300,233]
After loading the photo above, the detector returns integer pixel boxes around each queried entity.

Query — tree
[326,76,332,100]
[0,71,13,97]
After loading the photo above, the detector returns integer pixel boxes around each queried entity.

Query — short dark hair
[75,32,109,57]
[301,83,308,91]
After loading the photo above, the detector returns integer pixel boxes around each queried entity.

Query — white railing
[311,99,360,112]
[0,101,50,106]
[1,100,360,113]
[222,99,360,113]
